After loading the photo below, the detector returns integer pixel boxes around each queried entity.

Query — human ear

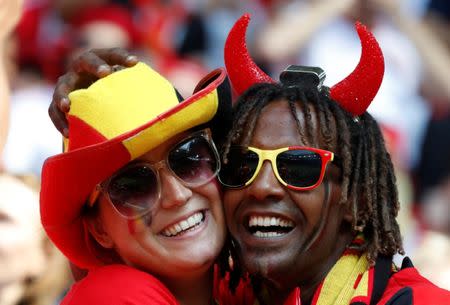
[84,215,114,249]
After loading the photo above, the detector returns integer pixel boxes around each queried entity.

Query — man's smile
[246,214,295,238]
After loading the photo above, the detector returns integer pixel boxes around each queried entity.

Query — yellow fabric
[68,62,179,141]
[353,268,369,299]
[315,253,370,305]
[123,90,219,159]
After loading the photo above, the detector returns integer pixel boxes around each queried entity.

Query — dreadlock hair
[219,82,404,291]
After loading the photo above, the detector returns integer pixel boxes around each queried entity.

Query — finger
[50,72,78,136]
[72,51,113,78]
[49,100,69,137]
[91,48,138,67]
[74,72,98,89]
[53,72,79,113]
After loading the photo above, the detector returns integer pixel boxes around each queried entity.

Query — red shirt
[61,264,179,305]
[377,266,450,305]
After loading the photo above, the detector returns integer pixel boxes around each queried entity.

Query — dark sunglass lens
[277,150,322,187]
[219,147,259,187]
[108,165,158,217]
[168,136,218,186]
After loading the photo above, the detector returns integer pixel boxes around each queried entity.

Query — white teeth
[258,217,263,226]
[180,220,189,230]
[254,231,284,238]
[175,224,182,232]
[188,213,202,227]
[162,212,204,237]
[248,215,295,238]
[248,215,294,228]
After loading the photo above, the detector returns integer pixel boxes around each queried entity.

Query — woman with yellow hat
[40,62,233,304]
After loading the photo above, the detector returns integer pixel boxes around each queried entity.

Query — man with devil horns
[47,14,449,305]
[216,14,450,305]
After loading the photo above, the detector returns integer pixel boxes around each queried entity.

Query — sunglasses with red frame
[219,146,340,190]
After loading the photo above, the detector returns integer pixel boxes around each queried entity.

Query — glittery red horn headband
[224,14,385,116]
[329,22,385,116]
[224,13,275,95]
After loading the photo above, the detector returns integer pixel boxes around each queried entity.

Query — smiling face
[86,131,226,282]
[223,99,354,293]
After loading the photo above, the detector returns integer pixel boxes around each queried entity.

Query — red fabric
[67,116,108,151]
[40,138,131,269]
[270,259,450,305]
[378,266,450,305]
[284,288,301,305]
[280,267,450,305]
[61,265,179,305]
[61,263,450,305]
[214,268,255,305]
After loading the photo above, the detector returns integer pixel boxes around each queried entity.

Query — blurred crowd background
[0,0,449,304]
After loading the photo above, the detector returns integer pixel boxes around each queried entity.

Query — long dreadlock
[218,82,404,290]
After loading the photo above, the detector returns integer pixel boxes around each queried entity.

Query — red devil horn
[330,22,384,116]
[224,13,275,95]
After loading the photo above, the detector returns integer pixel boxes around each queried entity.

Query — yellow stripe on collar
[315,253,370,305]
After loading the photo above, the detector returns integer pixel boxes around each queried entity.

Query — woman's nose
[159,169,192,209]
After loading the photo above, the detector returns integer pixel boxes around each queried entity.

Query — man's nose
[159,168,192,209]
[246,161,285,201]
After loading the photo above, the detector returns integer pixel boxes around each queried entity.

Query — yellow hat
[40,62,231,269]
